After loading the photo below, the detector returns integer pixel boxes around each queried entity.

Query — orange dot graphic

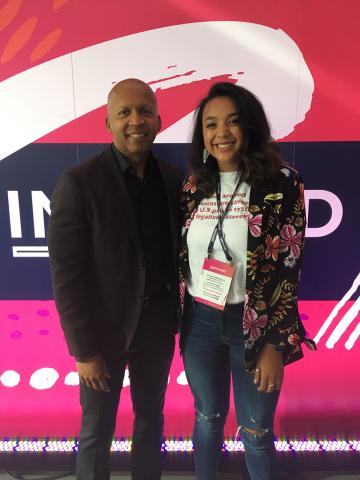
[30,28,62,62]
[0,0,23,33]
[53,0,70,10]
[1,16,38,63]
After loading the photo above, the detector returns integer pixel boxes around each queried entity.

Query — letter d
[305,190,343,238]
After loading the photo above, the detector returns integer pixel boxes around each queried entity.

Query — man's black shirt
[112,144,173,297]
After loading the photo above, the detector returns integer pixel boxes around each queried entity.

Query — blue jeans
[183,298,280,480]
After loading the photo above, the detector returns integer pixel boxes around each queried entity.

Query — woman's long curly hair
[188,82,282,197]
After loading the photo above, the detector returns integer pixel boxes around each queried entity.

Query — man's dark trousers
[76,289,175,480]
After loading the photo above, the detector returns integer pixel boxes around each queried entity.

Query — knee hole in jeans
[239,425,270,439]
[195,409,227,429]
[197,410,221,421]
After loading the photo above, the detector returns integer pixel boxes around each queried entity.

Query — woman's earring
[202,148,209,164]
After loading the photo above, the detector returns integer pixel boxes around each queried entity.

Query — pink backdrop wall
[0,0,359,439]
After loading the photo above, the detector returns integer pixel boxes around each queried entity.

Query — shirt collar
[111,143,155,176]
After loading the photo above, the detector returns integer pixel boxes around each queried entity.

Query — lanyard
[207,173,243,262]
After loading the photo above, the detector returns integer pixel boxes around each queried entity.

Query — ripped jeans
[183,298,280,480]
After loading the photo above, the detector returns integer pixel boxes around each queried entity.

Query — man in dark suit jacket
[48,78,183,480]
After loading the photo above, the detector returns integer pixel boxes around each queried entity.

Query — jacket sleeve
[179,176,191,225]
[265,171,314,363]
[47,172,99,358]
[179,175,199,283]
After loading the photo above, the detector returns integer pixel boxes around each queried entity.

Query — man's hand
[253,344,284,393]
[76,354,111,392]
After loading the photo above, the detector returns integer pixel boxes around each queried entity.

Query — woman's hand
[253,344,284,393]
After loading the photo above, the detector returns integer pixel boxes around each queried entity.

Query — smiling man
[48,79,183,480]
[106,80,161,177]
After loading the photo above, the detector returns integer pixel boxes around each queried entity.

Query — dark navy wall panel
[0,142,359,301]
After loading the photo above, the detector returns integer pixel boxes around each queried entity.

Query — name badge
[195,258,235,310]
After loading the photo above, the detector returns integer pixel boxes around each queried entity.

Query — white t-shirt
[186,171,251,304]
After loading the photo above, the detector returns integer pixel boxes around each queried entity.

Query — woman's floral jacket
[179,166,316,371]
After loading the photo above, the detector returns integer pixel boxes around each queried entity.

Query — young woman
[179,82,315,480]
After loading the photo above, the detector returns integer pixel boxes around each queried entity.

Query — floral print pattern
[280,224,302,258]
[179,166,315,370]
[243,307,268,342]
[288,333,300,346]
[183,175,197,194]
[265,235,280,261]
[284,255,296,269]
[248,214,262,237]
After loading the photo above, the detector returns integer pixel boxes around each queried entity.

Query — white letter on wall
[8,191,22,238]
[305,190,343,238]
[32,191,51,238]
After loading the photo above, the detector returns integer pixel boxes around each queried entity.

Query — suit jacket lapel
[158,159,179,263]
[99,148,144,255]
